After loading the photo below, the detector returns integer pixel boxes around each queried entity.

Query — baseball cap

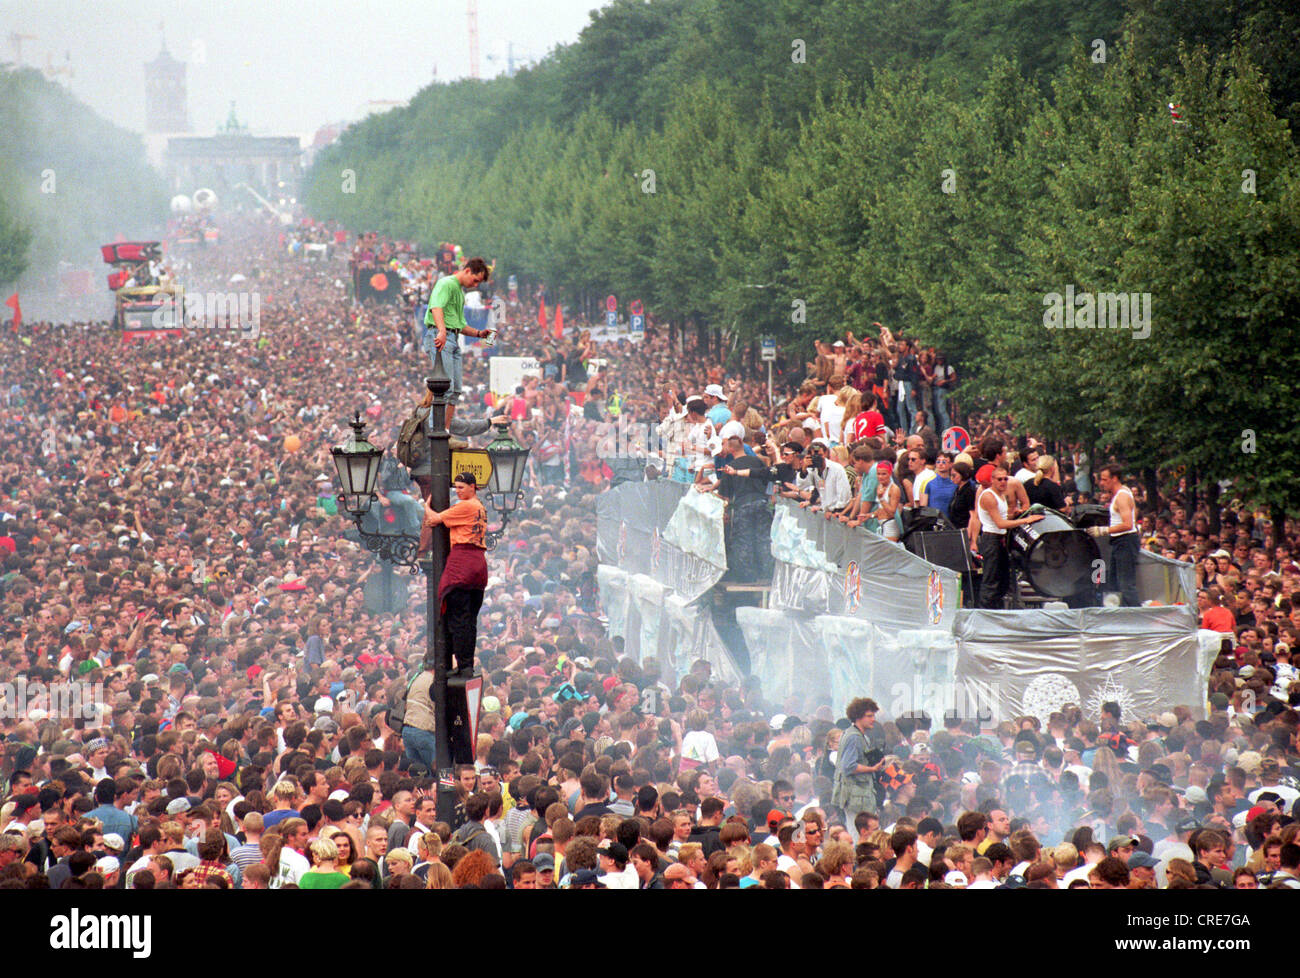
[944,870,968,887]
[95,856,120,874]
[313,697,334,715]
[569,868,603,887]
[1175,816,1200,834]
[600,842,629,864]
[1128,851,1159,870]
[101,833,125,853]
[533,852,555,873]
[767,809,791,828]
[1183,785,1208,805]
[704,384,725,399]
[165,797,192,816]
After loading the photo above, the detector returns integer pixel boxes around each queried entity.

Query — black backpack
[395,406,430,469]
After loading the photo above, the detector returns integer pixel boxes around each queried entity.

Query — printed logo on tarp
[927,571,944,624]
[845,561,861,613]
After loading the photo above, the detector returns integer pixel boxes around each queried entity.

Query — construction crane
[467,0,480,80]
[8,32,38,64]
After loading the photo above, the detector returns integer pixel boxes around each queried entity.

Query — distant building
[164,105,302,202]
[144,43,188,133]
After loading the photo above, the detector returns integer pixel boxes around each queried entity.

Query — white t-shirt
[917,840,933,868]
[819,400,846,442]
[599,865,639,890]
[1061,864,1096,888]
[680,730,720,766]
[271,847,310,889]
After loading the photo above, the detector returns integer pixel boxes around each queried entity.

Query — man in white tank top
[1092,464,1141,606]
[975,468,1044,608]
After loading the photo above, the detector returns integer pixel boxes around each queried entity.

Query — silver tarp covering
[597,481,726,603]
[769,500,961,633]
[952,607,1215,724]
[596,484,1202,722]
[597,563,740,683]
[1136,550,1197,612]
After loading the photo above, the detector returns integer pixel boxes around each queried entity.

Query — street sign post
[761,337,776,406]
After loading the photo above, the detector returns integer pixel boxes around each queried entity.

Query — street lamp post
[332,356,530,825]
[423,361,457,825]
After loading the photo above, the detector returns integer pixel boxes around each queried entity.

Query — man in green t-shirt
[423,257,491,422]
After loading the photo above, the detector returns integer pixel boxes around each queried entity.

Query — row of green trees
[304,0,1300,522]
[0,66,167,289]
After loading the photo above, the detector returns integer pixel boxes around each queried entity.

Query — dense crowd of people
[0,215,1297,892]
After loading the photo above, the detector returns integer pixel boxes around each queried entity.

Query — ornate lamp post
[331,356,529,823]
[483,422,530,549]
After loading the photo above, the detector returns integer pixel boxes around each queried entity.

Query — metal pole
[425,369,455,825]
[767,360,773,409]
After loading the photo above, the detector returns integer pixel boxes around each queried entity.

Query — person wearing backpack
[396,389,509,499]
[398,662,437,771]
[450,793,500,865]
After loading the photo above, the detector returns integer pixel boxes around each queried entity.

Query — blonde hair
[815,841,855,878]
[426,862,454,889]
[386,847,414,869]
[1034,455,1055,486]
[309,837,338,864]
[1052,842,1078,869]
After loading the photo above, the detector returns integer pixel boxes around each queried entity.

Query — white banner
[488,356,541,396]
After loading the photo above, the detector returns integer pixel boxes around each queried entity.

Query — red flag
[4,293,19,332]
[537,300,547,328]
[554,303,564,340]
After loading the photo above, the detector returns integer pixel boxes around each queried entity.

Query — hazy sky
[10,0,608,140]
